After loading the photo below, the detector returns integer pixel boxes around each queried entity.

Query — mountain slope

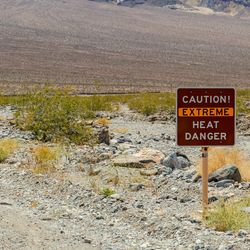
[0,0,250,93]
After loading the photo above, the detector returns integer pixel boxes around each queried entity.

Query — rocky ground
[0,105,249,250]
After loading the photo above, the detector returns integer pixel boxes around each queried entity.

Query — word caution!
[177,88,235,146]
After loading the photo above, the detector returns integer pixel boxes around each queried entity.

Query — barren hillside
[0,0,250,93]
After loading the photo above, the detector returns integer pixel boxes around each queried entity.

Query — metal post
[202,147,209,217]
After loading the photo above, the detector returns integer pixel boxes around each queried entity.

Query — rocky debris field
[0,105,249,250]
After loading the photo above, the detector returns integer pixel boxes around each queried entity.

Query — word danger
[185,121,227,141]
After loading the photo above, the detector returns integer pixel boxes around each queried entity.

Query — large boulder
[208,165,241,183]
[112,148,164,168]
[161,152,191,170]
[134,148,165,164]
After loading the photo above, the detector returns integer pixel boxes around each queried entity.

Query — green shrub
[127,92,175,115]
[205,198,250,232]
[237,89,250,115]
[0,148,9,162]
[15,88,94,144]
[100,188,116,196]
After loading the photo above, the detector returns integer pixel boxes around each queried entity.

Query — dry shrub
[197,148,250,181]
[32,145,60,174]
[0,139,19,162]
[96,117,111,126]
[33,145,60,163]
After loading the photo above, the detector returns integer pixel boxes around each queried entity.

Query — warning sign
[177,88,235,146]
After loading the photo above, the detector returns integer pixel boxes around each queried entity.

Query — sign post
[177,88,235,216]
[202,147,208,216]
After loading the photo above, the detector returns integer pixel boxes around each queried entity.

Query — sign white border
[176,87,236,147]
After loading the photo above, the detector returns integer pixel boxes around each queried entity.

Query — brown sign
[177,88,235,146]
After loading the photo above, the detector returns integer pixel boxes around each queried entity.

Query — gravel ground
[0,105,249,250]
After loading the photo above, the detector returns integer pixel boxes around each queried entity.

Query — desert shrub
[197,148,250,181]
[15,88,94,144]
[32,145,60,174]
[205,198,250,231]
[0,139,18,162]
[85,95,113,112]
[0,95,27,106]
[127,92,175,115]
[33,145,60,163]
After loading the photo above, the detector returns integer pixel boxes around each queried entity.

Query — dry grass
[33,145,60,163]
[88,178,101,193]
[112,127,129,134]
[0,115,6,121]
[95,117,111,126]
[106,169,120,186]
[30,201,38,209]
[205,197,250,232]
[197,148,250,181]
[32,145,60,174]
[237,89,250,115]
[130,174,154,188]
[0,139,19,162]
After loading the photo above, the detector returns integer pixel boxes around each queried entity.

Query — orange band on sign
[178,107,234,117]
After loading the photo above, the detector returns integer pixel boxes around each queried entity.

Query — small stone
[129,183,144,191]
[0,201,12,206]
[171,187,178,192]
[192,174,201,182]
[87,166,101,176]
[180,197,192,203]
[239,182,250,189]
[97,127,110,145]
[140,168,158,176]
[162,152,191,170]
[238,229,248,237]
[214,179,235,188]
[162,166,173,175]
[135,203,144,209]
[241,207,250,214]
[110,193,122,200]
[195,239,202,244]
[41,217,53,221]
[96,215,104,220]
[84,238,92,244]
[208,196,218,204]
